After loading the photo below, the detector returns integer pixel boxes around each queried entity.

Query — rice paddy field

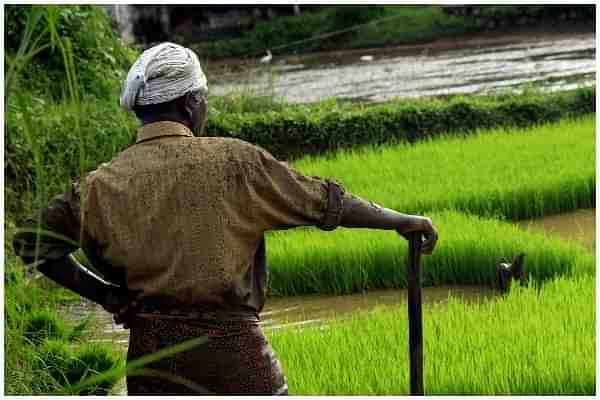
[266,210,594,296]
[269,275,595,395]
[262,116,596,395]
[294,115,595,220]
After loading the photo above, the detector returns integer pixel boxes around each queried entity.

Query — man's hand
[396,216,438,255]
[101,287,131,314]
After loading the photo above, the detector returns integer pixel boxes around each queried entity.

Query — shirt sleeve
[13,182,82,264]
[244,146,345,232]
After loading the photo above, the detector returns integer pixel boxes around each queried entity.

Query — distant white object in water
[360,55,374,62]
[260,50,273,64]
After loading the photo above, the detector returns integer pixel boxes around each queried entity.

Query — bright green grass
[293,116,595,220]
[268,274,595,395]
[266,210,594,296]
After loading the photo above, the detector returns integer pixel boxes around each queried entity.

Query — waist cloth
[124,304,288,395]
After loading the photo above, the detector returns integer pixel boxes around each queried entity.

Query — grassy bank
[5,6,132,394]
[268,274,595,394]
[266,210,594,296]
[293,116,595,220]
[207,87,594,160]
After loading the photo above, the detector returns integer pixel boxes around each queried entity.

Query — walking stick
[407,232,424,395]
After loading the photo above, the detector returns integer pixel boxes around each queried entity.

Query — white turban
[120,42,208,111]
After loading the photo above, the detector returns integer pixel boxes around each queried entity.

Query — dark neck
[140,113,192,130]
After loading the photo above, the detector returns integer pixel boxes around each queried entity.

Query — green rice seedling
[292,116,595,221]
[33,339,74,388]
[65,344,123,395]
[266,210,594,296]
[268,274,595,395]
[31,339,123,395]
[23,309,69,345]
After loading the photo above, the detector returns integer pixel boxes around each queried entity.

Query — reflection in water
[210,32,595,103]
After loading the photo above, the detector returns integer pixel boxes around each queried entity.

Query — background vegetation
[191,5,594,60]
[293,116,595,220]
[192,6,475,60]
[267,209,594,296]
[207,87,594,160]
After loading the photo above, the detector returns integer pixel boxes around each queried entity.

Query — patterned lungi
[125,310,288,395]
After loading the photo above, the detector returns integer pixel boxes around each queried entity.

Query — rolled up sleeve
[245,146,345,232]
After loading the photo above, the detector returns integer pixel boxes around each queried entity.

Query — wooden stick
[408,232,424,395]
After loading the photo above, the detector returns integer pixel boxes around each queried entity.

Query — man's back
[83,122,267,309]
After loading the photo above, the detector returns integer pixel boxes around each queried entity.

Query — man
[14,42,438,395]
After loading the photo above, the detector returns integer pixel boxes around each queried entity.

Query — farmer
[13,42,438,395]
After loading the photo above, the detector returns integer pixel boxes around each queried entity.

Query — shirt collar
[136,121,194,144]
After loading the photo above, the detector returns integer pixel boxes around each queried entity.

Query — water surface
[210,32,595,103]
[516,208,595,252]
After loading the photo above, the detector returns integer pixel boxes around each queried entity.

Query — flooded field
[210,32,595,103]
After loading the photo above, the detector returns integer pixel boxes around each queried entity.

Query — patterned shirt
[15,121,345,314]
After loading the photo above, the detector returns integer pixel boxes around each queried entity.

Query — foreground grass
[268,274,595,395]
[267,210,594,296]
[293,116,595,220]
[4,221,123,395]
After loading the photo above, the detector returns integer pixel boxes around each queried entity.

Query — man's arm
[35,255,130,313]
[13,183,130,313]
[243,144,438,254]
[339,193,438,254]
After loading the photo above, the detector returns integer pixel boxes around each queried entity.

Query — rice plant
[268,274,595,395]
[293,116,595,220]
[266,210,594,296]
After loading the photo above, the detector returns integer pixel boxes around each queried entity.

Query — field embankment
[207,87,594,160]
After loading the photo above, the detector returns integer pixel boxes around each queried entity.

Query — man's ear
[177,93,194,118]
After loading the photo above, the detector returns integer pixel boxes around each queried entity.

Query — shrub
[5,5,136,100]
[207,86,595,160]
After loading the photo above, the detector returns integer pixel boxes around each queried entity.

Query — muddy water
[210,32,595,103]
[516,208,596,252]
[62,285,496,352]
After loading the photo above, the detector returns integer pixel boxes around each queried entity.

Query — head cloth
[120,42,208,111]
